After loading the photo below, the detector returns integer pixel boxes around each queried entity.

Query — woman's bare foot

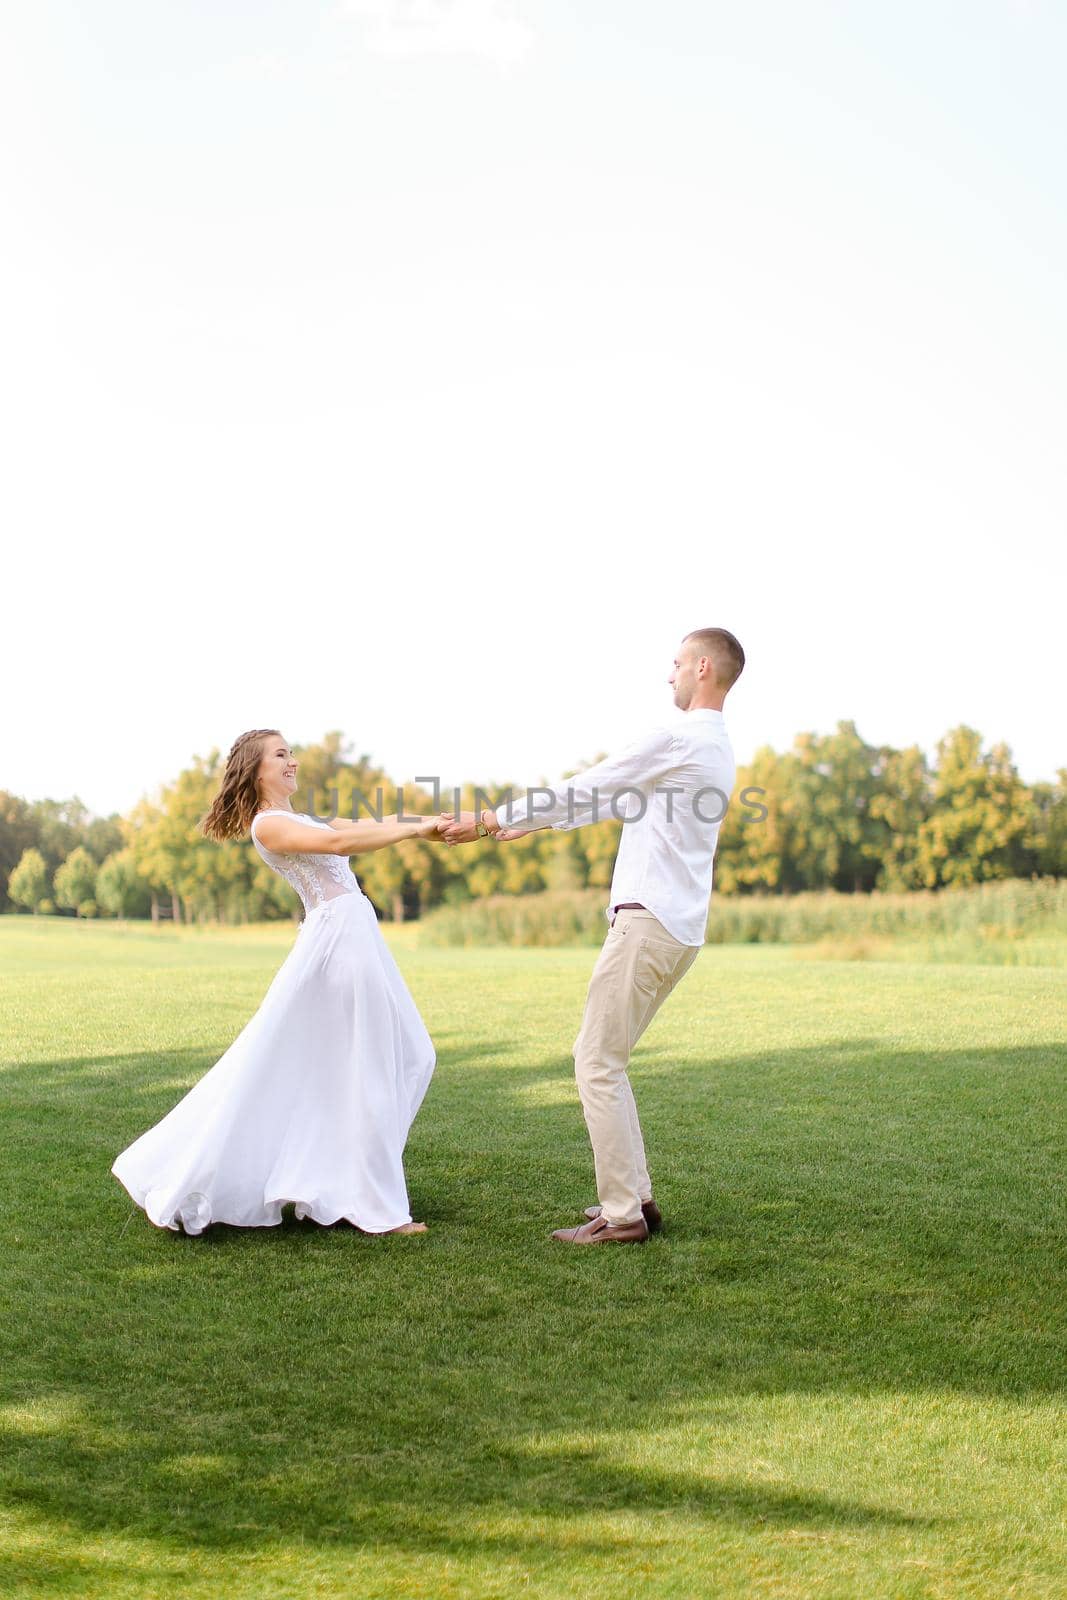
[384,1221,427,1235]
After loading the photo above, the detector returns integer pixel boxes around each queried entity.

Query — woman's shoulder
[250,810,337,844]
[250,808,309,838]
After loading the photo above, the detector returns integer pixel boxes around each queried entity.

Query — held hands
[416,814,453,840]
[415,810,525,847]
[439,812,484,846]
[437,809,523,847]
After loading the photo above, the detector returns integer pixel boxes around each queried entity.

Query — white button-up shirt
[497,708,736,946]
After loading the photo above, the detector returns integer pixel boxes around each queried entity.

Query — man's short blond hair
[683,628,745,691]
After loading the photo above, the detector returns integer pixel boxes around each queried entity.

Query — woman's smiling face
[256,735,298,803]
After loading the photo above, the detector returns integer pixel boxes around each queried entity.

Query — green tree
[714,745,789,893]
[868,745,931,891]
[8,720,1053,927]
[916,727,1032,887]
[53,847,99,916]
[30,798,92,877]
[0,792,38,912]
[8,847,50,913]
[96,848,154,919]
[777,723,882,893]
[1,794,124,911]
[1023,769,1067,878]
[84,815,124,864]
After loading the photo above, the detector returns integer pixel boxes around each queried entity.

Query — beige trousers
[572,908,701,1225]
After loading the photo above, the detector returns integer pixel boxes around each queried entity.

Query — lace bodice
[250,810,363,916]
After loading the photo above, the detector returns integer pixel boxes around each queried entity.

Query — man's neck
[685,695,725,713]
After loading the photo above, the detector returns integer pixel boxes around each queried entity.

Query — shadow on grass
[0,1435,930,1592]
[0,1037,1063,1567]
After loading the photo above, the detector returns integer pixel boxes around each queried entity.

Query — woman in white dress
[112,728,446,1237]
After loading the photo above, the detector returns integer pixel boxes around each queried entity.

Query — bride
[112,728,446,1237]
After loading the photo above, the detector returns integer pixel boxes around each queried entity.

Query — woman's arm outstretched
[253,813,445,858]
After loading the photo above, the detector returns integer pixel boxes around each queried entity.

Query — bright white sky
[3,1,1064,816]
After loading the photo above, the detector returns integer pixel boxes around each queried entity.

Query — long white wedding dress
[112,809,436,1235]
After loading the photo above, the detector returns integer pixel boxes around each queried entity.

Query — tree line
[1,722,1063,924]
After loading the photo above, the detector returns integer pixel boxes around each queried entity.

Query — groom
[442,627,743,1244]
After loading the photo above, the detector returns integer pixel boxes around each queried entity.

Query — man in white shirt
[441,627,743,1244]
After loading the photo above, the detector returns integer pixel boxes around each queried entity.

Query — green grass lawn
[0,915,1064,1599]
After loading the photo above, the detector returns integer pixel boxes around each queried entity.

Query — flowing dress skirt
[112,891,436,1234]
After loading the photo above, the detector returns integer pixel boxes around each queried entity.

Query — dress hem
[112,1172,412,1237]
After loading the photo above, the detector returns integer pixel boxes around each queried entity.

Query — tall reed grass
[417,877,1067,958]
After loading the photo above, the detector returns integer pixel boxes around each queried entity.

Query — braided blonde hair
[200,728,283,841]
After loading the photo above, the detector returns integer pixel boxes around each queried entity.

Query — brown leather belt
[613,902,646,911]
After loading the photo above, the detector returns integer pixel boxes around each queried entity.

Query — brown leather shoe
[552,1214,649,1244]
[584,1199,663,1233]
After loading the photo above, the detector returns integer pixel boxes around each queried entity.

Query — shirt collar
[680,708,725,721]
